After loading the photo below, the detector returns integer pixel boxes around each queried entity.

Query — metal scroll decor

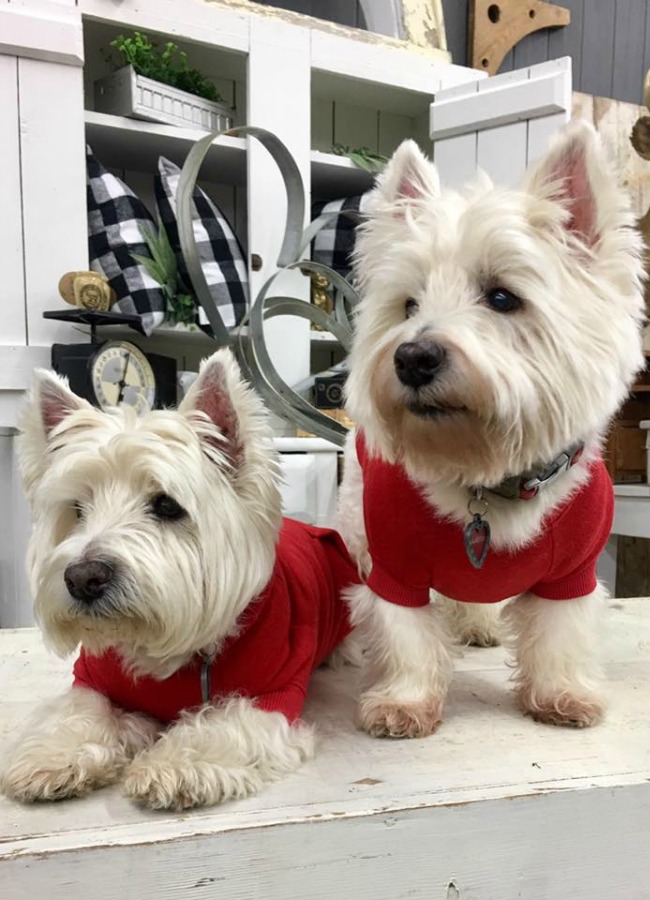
[176,125,363,446]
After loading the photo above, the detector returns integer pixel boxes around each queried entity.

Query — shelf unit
[1,0,481,424]
[85,112,376,201]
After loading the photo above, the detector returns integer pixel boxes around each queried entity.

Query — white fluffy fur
[339,123,646,736]
[2,350,316,809]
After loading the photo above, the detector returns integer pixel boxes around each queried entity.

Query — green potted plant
[94,32,233,132]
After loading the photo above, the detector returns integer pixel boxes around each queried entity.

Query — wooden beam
[469,0,570,76]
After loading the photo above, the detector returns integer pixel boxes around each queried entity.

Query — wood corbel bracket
[469,0,570,76]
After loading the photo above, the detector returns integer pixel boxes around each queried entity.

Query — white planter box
[94,65,233,131]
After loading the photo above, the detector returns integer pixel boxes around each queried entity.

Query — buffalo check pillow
[311,193,370,278]
[86,146,166,335]
[155,156,248,330]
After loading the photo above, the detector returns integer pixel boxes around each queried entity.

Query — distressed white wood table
[1,600,649,900]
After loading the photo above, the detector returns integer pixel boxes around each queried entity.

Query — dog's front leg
[1,687,158,802]
[348,584,454,738]
[503,586,606,727]
[123,698,314,810]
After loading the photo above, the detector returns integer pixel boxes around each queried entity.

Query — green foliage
[109,33,223,104]
[132,227,198,327]
[332,143,388,174]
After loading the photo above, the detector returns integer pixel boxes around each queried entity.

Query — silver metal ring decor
[176,125,365,445]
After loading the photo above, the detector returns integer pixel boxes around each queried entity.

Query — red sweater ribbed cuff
[367,564,430,608]
[533,571,597,601]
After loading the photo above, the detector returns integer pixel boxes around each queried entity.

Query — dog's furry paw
[2,746,121,802]
[439,597,502,648]
[358,695,443,739]
[123,757,260,811]
[518,689,605,728]
[458,627,501,648]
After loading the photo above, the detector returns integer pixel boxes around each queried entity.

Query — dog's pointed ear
[29,369,90,437]
[179,349,260,469]
[18,370,92,497]
[375,139,440,206]
[525,121,622,248]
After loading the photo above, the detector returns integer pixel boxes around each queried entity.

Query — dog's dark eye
[73,502,84,521]
[405,298,419,318]
[150,494,186,521]
[486,287,522,313]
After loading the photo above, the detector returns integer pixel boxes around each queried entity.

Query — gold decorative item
[58,271,116,312]
[310,271,333,331]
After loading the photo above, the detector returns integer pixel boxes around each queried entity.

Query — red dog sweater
[73,519,358,724]
[356,432,613,607]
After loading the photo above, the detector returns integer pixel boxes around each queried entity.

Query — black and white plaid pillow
[311,194,370,277]
[86,146,166,335]
[155,157,248,330]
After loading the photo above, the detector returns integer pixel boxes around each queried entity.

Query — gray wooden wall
[442,0,650,105]
[255,0,366,29]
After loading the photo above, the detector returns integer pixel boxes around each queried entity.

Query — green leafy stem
[132,227,198,328]
[331,143,388,174]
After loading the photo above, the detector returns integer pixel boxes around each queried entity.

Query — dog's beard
[32,554,166,663]
[29,511,277,678]
[362,342,523,484]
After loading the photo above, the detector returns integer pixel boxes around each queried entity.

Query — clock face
[90,341,156,414]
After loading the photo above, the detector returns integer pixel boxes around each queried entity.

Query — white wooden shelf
[310,150,374,199]
[84,111,248,185]
[85,112,375,200]
[309,329,343,343]
[1,599,650,897]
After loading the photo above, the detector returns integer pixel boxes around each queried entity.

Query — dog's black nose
[394,340,446,388]
[64,561,113,604]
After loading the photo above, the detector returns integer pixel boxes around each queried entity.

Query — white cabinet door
[430,57,572,189]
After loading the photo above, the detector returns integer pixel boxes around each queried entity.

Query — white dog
[339,122,646,738]
[2,349,358,809]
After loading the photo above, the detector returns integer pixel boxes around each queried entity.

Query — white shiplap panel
[477,69,530,187]
[334,101,378,155]
[0,0,83,66]
[0,55,26,347]
[433,133,478,190]
[247,17,311,401]
[18,57,88,346]
[526,59,572,165]
[432,79,480,189]
[430,57,572,142]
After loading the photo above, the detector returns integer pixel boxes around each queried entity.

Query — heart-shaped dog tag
[464,514,491,569]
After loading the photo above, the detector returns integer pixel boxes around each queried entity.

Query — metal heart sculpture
[176,125,365,445]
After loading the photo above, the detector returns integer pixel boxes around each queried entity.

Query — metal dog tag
[464,514,491,569]
[465,489,491,569]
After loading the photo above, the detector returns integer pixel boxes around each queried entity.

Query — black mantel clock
[44,310,178,411]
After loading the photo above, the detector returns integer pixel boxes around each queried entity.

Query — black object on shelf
[43,308,148,342]
[43,309,216,342]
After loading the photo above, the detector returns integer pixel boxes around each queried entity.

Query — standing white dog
[2,349,358,809]
[339,122,646,738]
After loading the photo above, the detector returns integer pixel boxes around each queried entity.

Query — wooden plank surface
[1,599,649,884]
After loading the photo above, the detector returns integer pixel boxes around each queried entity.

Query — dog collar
[463,440,585,569]
[482,441,585,502]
